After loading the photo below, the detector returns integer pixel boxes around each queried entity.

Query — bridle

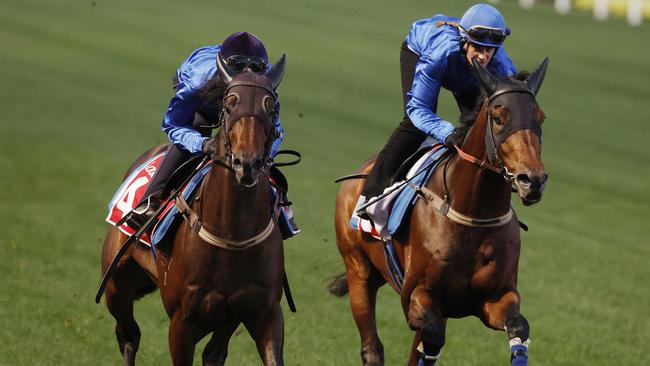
[422,84,542,228]
[174,54,288,251]
[403,59,548,228]
[213,74,279,171]
[455,83,541,184]
[176,75,281,250]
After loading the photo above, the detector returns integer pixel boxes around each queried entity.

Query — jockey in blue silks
[357,3,517,219]
[125,32,293,232]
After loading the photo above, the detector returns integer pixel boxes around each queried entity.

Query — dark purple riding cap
[221,32,268,63]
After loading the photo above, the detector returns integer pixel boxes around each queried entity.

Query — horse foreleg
[407,286,446,365]
[405,331,422,366]
[482,290,530,366]
[243,302,284,366]
[345,258,385,366]
[201,319,240,366]
[168,311,200,366]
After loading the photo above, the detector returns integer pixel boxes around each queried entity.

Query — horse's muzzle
[514,171,548,206]
[233,155,264,188]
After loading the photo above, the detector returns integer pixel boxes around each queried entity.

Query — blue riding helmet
[459,3,511,48]
[220,32,269,73]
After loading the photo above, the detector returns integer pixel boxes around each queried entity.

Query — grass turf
[1,0,648,364]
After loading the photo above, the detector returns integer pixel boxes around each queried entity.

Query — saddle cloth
[106,154,296,247]
[350,144,448,240]
[105,153,210,246]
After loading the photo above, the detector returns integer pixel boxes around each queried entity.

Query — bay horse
[331,59,549,366]
[100,54,287,365]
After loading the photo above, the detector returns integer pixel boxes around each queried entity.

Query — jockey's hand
[202,138,218,155]
[444,126,468,149]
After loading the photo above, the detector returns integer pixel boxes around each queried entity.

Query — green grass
[1,0,649,365]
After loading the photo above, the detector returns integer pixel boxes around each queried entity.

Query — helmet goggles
[460,25,510,47]
[226,55,268,73]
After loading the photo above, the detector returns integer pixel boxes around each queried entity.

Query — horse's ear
[265,54,286,90]
[216,52,236,84]
[472,58,498,95]
[526,57,549,95]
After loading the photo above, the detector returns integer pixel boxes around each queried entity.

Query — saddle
[391,144,437,184]
[106,152,298,247]
[350,144,449,240]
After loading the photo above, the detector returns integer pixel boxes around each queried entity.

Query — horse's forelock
[229,71,273,90]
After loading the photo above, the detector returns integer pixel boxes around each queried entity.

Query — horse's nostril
[234,158,242,167]
[253,159,263,170]
[516,174,531,186]
[517,174,530,184]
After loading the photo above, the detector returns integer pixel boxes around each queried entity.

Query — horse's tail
[327,272,349,297]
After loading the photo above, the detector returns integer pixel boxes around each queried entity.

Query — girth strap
[408,183,514,227]
[175,195,276,250]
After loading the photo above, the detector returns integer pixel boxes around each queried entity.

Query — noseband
[216,77,279,170]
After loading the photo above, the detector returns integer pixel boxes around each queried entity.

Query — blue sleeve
[161,80,208,154]
[406,57,455,143]
[270,116,284,158]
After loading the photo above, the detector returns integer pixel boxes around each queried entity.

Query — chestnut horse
[100,55,287,365]
[331,59,549,366]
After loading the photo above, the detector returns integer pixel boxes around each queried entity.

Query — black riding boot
[270,165,300,239]
[123,144,192,230]
[356,42,424,219]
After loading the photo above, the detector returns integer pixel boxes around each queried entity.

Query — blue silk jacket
[162,45,284,155]
[405,15,517,142]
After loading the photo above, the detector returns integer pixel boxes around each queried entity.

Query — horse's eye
[494,116,503,125]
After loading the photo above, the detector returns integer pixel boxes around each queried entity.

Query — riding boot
[121,144,192,231]
[278,201,300,239]
[122,194,162,230]
[353,194,392,239]
[270,165,300,239]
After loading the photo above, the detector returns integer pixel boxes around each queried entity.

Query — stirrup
[354,195,371,220]
[118,196,160,230]
[356,208,370,221]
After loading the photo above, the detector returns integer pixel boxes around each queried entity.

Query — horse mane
[197,75,228,108]
[460,70,530,132]
[514,70,530,81]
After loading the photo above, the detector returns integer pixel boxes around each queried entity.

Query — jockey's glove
[202,138,219,155]
[444,126,468,149]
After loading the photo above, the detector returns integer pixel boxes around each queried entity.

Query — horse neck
[197,133,272,240]
[443,104,512,217]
